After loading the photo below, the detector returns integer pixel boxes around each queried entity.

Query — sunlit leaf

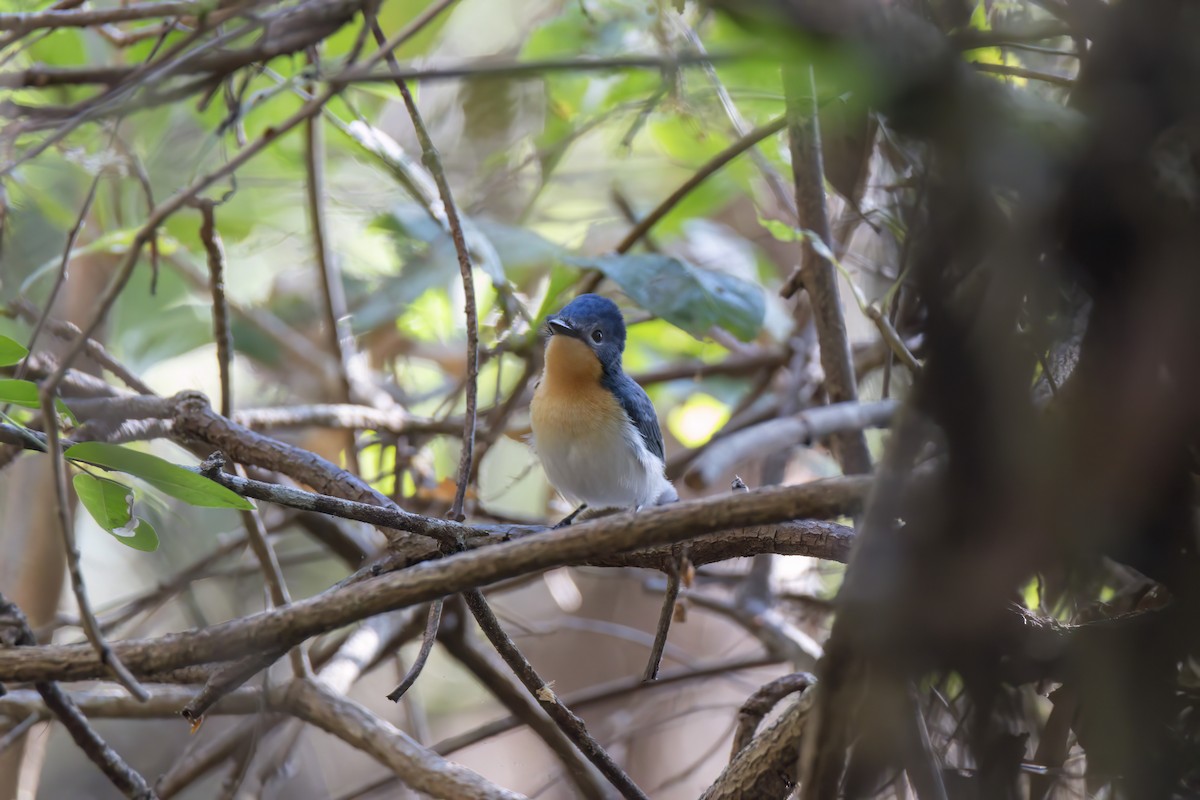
[568,253,765,341]
[72,472,160,552]
[0,335,28,366]
[64,442,254,510]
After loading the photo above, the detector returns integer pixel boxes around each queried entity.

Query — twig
[386,598,442,702]
[303,45,359,473]
[334,52,750,87]
[654,580,823,666]
[0,1,201,34]
[0,712,40,755]
[284,679,525,800]
[0,592,156,799]
[14,168,102,385]
[782,63,872,476]
[371,15,476,521]
[234,463,312,680]
[642,549,685,682]
[233,404,454,435]
[615,117,786,254]
[432,654,778,757]
[194,200,232,416]
[9,299,155,395]
[672,13,797,217]
[731,672,815,757]
[37,387,148,701]
[972,61,1075,87]
[440,607,609,800]
[462,589,650,800]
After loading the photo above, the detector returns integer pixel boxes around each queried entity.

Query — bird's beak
[546,317,580,338]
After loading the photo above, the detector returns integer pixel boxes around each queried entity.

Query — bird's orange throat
[540,335,603,392]
[531,335,620,437]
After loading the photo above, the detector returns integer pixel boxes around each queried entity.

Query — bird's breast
[530,342,625,443]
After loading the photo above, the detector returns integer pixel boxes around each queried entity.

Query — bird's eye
[591,330,604,344]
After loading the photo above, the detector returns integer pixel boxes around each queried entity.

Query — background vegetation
[1,0,1196,798]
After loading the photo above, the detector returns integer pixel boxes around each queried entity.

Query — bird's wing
[610,374,666,462]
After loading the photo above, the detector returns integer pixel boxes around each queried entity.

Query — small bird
[530,294,677,525]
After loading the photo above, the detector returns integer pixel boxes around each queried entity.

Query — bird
[530,294,677,526]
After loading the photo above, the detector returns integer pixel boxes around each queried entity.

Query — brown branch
[0,447,863,687]
[0,593,156,799]
[433,654,779,757]
[10,299,155,395]
[371,13,476,520]
[782,63,872,475]
[194,200,232,416]
[440,609,609,800]
[0,1,203,34]
[461,589,649,800]
[38,387,148,700]
[701,684,814,800]
[642,549,685,682]
[386,598,441,702]
[615,116,786,254]
[303,46,359,472]
[283,679,525,800]
[232,404,456,435]
[731,672,815,757]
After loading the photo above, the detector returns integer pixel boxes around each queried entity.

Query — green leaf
[0,336,28,367]
[72,472,159,552]
[0,379,76,421]
[567,254,766,341]
[64,442,254,510]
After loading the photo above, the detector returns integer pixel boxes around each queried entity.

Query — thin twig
[972,61,1075,87]
[462,589,650,800]
[386,598,442,702]
[14,168,102,384]
[440,606,609,800]
[37,388,148,700]
[0,592,156,799]
[0,1,201,34]
[615,117,786,254]
[303,43,360,473]
[371,15,476,521]
[194,200,233,416]
[642,549,685,682]
[234,464,312,680]
[0,712,40,755]
[432,654,778,757]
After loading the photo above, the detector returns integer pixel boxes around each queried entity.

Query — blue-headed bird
[530,294,677,526]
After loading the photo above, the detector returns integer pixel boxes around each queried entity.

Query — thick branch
[0,481,864,683]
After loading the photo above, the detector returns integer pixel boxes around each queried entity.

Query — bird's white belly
[536,419,662,509]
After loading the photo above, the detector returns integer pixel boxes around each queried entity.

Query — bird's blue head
[545,294,627,373]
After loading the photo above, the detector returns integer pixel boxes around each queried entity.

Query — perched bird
[530,294,677,525]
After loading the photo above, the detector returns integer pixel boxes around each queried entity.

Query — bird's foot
[553,503,588,529]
